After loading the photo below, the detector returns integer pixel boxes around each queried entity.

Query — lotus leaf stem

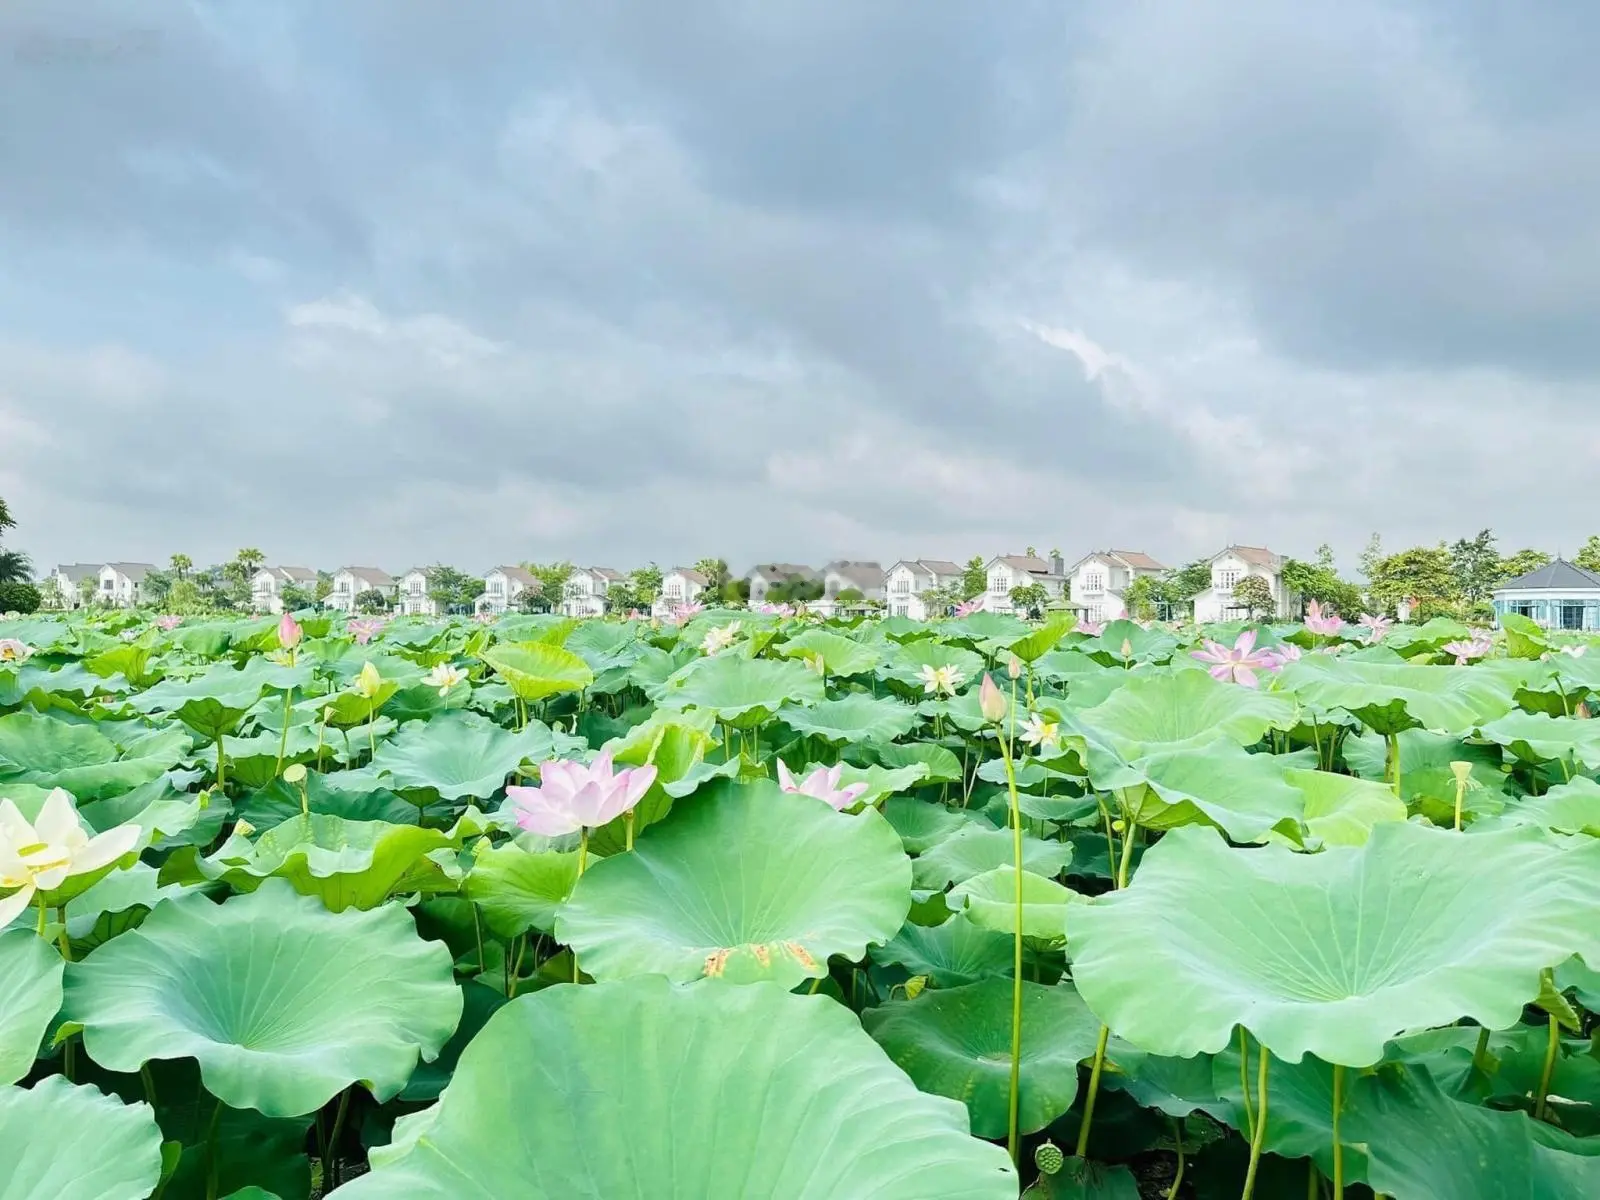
[1470,1025,1492,1078]
[203,1095,225,1200]
[1331,1062,1344,1195]
[326,1086,352,1186]
[34,894,46,938]
[1238,1027,1255,1140]
[572,829,589,984]
[273,686,292,777]
[140,1064,157,1109]
[1239,1044,1270,1200]
[1384,733,1401,799]
[1534,1014,1559,1121]
[214,734,227,795]
[1164,1118,1186,1200]
[470,903,485,978]
[1073,1024,1111,1159]
[998,671,1024,1165]
[367,701,377,760]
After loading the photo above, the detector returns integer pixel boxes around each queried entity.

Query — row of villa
[43,550,1600,629]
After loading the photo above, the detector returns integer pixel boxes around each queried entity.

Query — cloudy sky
[3,1,1597,578]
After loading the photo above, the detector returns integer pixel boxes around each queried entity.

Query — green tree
[1007,582,1048,619]
[141,569,174,606]
[1576,536,1600,575]
[1368,545,1457,616]
[354,588,389,614]
[78,574,100,608]
[693,558,731,593]
[426,565,485,613]
[1314,543,1337,573]
[280,582,316,611]
[166,579,206,613]
[0,496,11,535]
[1280,558,1363,617]
[722,577,751,605]
[1499,548,1552,582]
[629,563,663,607]
[1232,575,1274,619]
[959,556,987,601]
[525,562,574,612]
[1357,532,1384,583]
[315,571,335,602]
[0,495,30,584]
[1122,575,1158,621]
[0,581,40,613]
[168,553,192,580]
[1449,529,1502,603]
[769,577,824,606]
[1167,560,1213,599]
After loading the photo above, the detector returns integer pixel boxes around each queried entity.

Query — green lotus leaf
[1120,743,1306,841]
[1477,710,1600,769]
[330,977,1016,1199]
[56,861,190,950]
[881,795,976,853]
[872,914,1015,986]
[0,1077,165,1200]
[1343,728,1510,821]
[1076,669,1298,759]
[1100,1042,1221,1119]
[1069,821,1600,1065]
[236,771,420,827]
[660,654,825,727]
[913,823,1072,888]
[829,762,930,806]
[464,841,579,937]
[480,641,594,703]
[1283,767,1407,847]
[872,740,963,783]
[1486,777,1600,837]
[1498,611,1550,660]
[779,693,919,743]
[1006,615,1078,663]
[863,979,1103,1137]
[133,660,311,739]
[564,621,643,673]
[195,810,488,911]
[942,611,1032,646]
[64,881,462,1116]
[949,866,1079,941]
[144,1061,313,1200]
[0,712,189,801]
[774,629,882,677]
[1079,619,1179,666]
[557,781,911,986]
[372,710,575,801]
[400,980,508,1104]
[1277,656,1515,735]
[0,929,62,1084]
[492,615,578,646]
[1343,1063,1600,1198]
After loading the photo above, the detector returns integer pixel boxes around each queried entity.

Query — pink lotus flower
[1442,637,1491,666]
[777,761,869,811]
[473,611,496,624]
[1263,641,1301,667]
[1190,630,1281,688]
[1358,613,1392,643]
[756,602,795,617]
[1303,600,1343,636]
[1076,619,1105,638]
[507,749,658,837]
[154,615,182,632]
[953,598,984,618]
[347,617,386,645]
[277,613,303,651]
[673,601,705,620]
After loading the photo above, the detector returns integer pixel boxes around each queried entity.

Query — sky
[3,1,1598,578]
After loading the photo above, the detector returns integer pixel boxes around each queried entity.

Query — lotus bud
[283,763,307,784]
[1120,638,1134,659]
[233,819,256,838]
[1035,1143,1065,1175]
[1580,702,1592,720]
[355,661,382,699]
[1007,654,1022,679]
[978,673,1007,723]
[277,612,303,651]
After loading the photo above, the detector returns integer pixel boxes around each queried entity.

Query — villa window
[1215,569,1240,591]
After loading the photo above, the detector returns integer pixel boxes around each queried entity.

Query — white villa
[815,561,886,616]
[563,567,622,617]
[328,567,396,613]
[398,568,441,617]
[477,566,540,615]
[1067,550,1166,623]
[746,564,817,607]
[652,567,710,617]
[93,563,156,608]
[983,555,1068,615]
[1493,559,1600,631]
[1190,546,1296,622]
[46,563,105,608]
[250,566,317,614]
[884,559,964,619]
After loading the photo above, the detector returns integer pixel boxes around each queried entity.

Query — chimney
[1050,553,1065,575]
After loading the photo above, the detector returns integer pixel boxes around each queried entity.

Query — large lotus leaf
[1075,669,1297,759]
[480,641,594,702]
[913,823,1072,888]
[194,811,488,910]
[64,881,462,1116]
[872,740,964,783]
[1283,767,1407,847]
[1277,656,1514,735]
[873,914,1015,986]
[0,929,62,1084]
[1069,821,1600,1066]
[1489,776,1600,837]
[56,861,191,951]
[564,621,642,674]
[864,979,1103,1138]
[942,611,1032,646]
[881,795,976,853]
[236,771,420,827]
[133,659,311,738]
[1120,743,1306,841]
[372,710,573,801]
[779,693,919,743]
[331,976,1015,1199]
[1343,728,1510,821]
[0,712,189,801]
[1477,710,1600,769]
[949,866,1079,942]
[1079,619,1179,666]
[660,654,825,727]
[557,782,911,986]
[1342,1064,1600,1199]
[1007,615,1078,664]
[464,842,579,937]
[0,1077,165,1200]
[885,639,986,690]
[774,629,882,677]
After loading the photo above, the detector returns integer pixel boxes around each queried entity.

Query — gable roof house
[476,566,540,615]
[1190,546,1296,623]
[398,568,442,617]
[884,559,964,619]
[652,567,710,618]
[97,563,156,608]
[1067,550,1167,623]
[816,561,887,615]
[47,563,105,609]
[563,567,623,617]
[328,567,396,613]
[982,554,1068,615]
[1493,559,1600,632]
[251,566,318,614]
[746,564,818,607]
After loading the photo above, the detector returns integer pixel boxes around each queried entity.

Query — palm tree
[169,553,192,580]
[0,548,30,584]
[235,548,266,577]
[0,495,13,535]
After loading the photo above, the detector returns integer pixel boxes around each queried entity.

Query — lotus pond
[2,604,1599,1199]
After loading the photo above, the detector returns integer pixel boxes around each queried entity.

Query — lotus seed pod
[283,763,307,784]
[1035,1142,1065,1175]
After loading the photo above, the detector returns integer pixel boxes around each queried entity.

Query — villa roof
[1496,558,1600,592]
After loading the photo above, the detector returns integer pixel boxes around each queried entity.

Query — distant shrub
[355,589,390,614]
[0,581,41,614]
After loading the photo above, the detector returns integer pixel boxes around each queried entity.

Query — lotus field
[5,602,1600,1199]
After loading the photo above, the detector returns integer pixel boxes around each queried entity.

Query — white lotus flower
[0,639,31,664]
[701,621,742,655]
[0,789,140,928]
[918,663,966,696]
[424,662,468,696]
[1019,713,1060,752]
